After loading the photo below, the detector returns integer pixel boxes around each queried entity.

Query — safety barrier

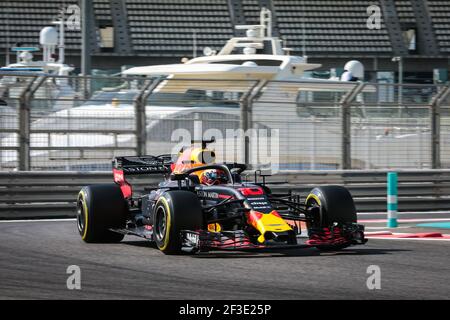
[1,170,450,219]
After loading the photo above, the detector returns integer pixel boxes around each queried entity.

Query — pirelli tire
[153,190,203,255]
[306,185,357,251]
[77,184,127,243]
[306,185,357,227]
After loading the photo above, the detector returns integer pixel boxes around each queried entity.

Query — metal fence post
[430,86,450,169]
[134,77,163,155]
[18,77,37,171]
[341,103,351,170]
[340,83,365,170]
[239,98,250,165]
[134,97,146,156]
[18,76,48,171]
[240,82,255,166]
[18,91,31,171]
[239,80,267,166]
[81,0,92,99]
[431,97,441,169]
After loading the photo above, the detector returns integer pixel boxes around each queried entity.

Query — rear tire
[153,190,203,254]
[306,186,357,251]
[77,184,126,243]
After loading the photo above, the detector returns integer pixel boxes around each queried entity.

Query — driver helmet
[199,169,228,186]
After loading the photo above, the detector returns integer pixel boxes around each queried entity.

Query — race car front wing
[180,223,367,253]
[181,230,265,253]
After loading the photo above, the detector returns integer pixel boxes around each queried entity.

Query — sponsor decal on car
[185,231,200,245]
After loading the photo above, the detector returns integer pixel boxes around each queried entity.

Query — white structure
[1,18,73,77]
[0,18,77,110]
[1,8,379,170]
[123,8,321,82]
[341,60,364,81]
[40,26,58,63]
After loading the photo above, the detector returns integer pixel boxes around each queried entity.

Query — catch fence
[1,73,449,171]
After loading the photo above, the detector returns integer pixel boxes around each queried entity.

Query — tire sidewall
[153,190,203,254]
[153,196,173,251]
[306,185,357,227]
[77,184,126,243]
[77,188,90,240]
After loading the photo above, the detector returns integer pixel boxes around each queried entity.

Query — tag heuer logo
[186,232,199,244]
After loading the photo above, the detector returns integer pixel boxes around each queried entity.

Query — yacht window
[148,90,240,108]
[81,90,240,108]
[209,60,281,67]
[82,91,138,106]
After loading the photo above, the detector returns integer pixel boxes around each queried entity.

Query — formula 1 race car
[76,140,367,254]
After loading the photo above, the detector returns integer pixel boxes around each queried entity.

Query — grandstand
[428,0,450,53]
[273,0,392,54]
[0,0,449,77]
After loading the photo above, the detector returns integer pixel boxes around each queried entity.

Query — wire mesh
[253,83,343,170]
[143,78,255,161]
[0,98,19,171]
[29,87,139,170]
[351,106,431,169]
[440,100,450,169]
[0,73,449,171]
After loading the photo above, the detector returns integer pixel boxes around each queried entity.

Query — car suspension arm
[203,198,246,214]
[268,197,309,215]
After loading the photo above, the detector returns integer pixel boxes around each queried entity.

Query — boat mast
[260,7,272,37]
[51,9,65,64]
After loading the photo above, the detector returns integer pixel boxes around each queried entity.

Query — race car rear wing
[113,155,172,174]
[112,155,173,198]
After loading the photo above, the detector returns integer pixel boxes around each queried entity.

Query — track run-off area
[0,212,449,299]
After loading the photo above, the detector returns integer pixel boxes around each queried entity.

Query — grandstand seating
[0,0,81,51]
[0,0,448,59]
[427,0,450,53]
[93,0,113,23]
[273,0,392,54]
[242,0,263,25]
[126,0,234,57]
[395,0,416,24]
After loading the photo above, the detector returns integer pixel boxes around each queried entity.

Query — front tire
[153,190,203,254]
[77,184,126,243]
[306,186,357,251]
[306,185,357,227]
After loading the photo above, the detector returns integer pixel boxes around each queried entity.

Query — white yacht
[1,8,372,170]
[124,8,320,81]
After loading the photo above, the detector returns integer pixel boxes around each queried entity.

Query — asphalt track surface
[0,218,449,300]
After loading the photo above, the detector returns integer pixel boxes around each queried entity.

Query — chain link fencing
[1,73,449,171]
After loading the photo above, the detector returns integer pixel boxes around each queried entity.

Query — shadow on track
[193,247,410,259]
[121,240,410,259]
[122,240,158,249]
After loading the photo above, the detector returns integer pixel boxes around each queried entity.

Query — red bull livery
[76,140,367,254]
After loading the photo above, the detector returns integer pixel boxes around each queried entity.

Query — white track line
[366,236,450,242]
[0,218,76,223]
[358,211,450,216]
[365,226,410,230]
[359,218,450,223]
